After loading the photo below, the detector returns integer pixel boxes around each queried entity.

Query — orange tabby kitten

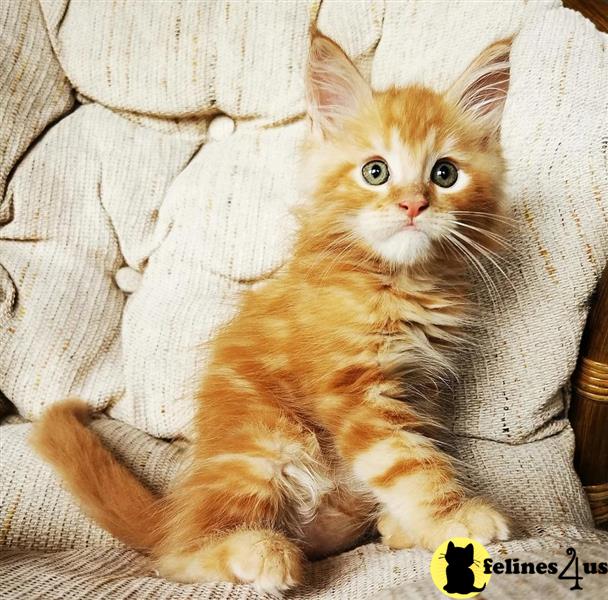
[32,33,511,594]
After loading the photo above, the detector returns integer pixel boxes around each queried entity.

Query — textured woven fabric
[1,417,606,599]
[0,0,74,202]
[1,0,607,598]
[1,0,606,440]
[1,526,607,599]
[0,0,74,419]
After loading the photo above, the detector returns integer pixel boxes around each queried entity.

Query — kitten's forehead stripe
[388,129,410,184]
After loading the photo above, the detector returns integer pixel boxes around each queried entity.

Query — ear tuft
[306,33,372,136]
[447,38,512,136]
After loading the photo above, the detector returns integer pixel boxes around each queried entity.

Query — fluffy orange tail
[30,400,164,552]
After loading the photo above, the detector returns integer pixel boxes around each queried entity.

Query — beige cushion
[3,532,608,599]
[1,2,607,594]
[2,1,606,440]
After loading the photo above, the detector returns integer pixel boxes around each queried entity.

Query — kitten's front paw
[380,498,509,551]
[423,497,510,549]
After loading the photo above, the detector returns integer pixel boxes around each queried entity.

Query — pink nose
[399,195,429,219]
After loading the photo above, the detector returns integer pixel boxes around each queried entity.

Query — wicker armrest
[570,265,608,529]
[561,0,607,531]
[563,0,608,33]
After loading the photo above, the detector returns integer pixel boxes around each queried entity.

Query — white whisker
[443,234,501,308]
[449,230,516,295]
[450,210,517,225]
[451,221,514,251]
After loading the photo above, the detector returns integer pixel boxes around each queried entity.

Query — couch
[1,1,607,597]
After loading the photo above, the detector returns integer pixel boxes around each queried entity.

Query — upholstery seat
[1,1,607,597]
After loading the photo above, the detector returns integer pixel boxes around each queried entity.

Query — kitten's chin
[370,229,433,267]
[353,209,435,267]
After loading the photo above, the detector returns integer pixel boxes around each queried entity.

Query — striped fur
[32,33,511,594]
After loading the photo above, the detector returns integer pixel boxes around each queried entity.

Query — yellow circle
[429,537,492,598]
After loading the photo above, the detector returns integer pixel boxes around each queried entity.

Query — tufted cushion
[1,0,607,572]
[3,0,607,440]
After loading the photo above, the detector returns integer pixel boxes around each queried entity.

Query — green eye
[430,160,458,188]
[362,159,390,185]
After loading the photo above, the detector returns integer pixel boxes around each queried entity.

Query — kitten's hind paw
[227,530,303,595]
[377,512,415,549]
[157,529,303,595]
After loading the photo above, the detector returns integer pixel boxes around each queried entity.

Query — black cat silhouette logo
[443,541,486,594]
[430,537,492,598]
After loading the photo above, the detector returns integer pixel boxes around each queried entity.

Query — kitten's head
[302,33,511,269]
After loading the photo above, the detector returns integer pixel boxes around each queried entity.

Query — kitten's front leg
[323,398,509,550]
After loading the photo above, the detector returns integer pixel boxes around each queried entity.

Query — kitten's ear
[447,541,455,551]
[447,38,511,136]
[306,33,373,136]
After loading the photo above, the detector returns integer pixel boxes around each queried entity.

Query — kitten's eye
[362,159,390,186]
[430,160,458,188]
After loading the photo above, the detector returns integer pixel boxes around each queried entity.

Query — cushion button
[115,267,142,294]
[207,114,235,141]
